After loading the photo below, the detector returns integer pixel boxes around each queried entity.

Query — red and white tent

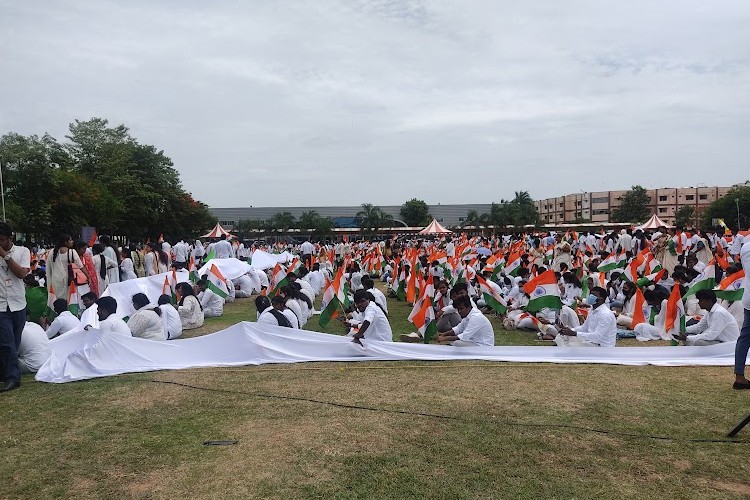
[419,219,452,235]
[638,214,672,230]
[202,223,232,239]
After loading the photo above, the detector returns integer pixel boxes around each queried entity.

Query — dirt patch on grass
[705,479,750,496]
[106,381,189,411]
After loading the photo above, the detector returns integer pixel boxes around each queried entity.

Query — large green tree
[0,118,216,241]
[703,185,750,230]
[674,205,695,228]
[356,203,393,233]
[399,198,431,227]
[611,185,651,223]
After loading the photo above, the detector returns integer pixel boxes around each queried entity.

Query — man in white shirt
[300,239,315,268]
[437,296,494,347]
[445,237,455,258]
[46,299,81,339]
[173,240,190,269]
[556,287,617,347]
[18,322,52,374]
[361,276,387,313]
[0,222,31,392]
[732,239,750,389]
[351,289,392,343]
[234,273,256,298]
[673,290,739,346]
[197,279,224,317]
[89,296,131,337]
[214,235,233,259]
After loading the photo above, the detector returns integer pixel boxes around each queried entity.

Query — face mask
[588,294,599,306]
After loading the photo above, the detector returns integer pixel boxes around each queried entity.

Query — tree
[463,210,481,228]
[400,199,431,227]
[508,191,539,226]
[356,203,393,233]
[233,219,267,239]
[611,185,651,223]
[675,205,695,228]
[299,210,321,231]
[703,186,750,230]
[270,212,296,231]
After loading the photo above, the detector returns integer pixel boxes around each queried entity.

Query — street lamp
[736,198,741,230]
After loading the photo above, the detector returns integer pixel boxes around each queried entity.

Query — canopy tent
[419,219,452,235]
[638,214,672,230]
[202,223,232,239]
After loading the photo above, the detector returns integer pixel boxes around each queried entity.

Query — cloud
[1,0,748,208]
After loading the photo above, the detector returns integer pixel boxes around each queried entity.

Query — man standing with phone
[0,221,31,393]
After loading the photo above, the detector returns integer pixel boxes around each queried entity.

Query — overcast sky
[2,1,749,208]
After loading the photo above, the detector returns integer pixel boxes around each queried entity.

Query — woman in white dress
[144,242,170,276]
[176,282,204,330]
[119,248,138,281]
[46,234,90,300]
[92,244,118,292]
[99,235,121,285]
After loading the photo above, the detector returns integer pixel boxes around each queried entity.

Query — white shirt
[160,304,183,340]
[18,322,52,373]
[214,240,232,259]
[0,244,31,312]
[574,303,617,347]
[367,287,388,313]
[282,308,300,329]
[685,302,740,343]
[128,305,166,341]
[199,289,224,317]
[360,302,392,342]
[173,241,189,263]
[46,310,80,339]
[741,241,750,310]
[100,315,132,336]
[300,241,315,255]
[453,308,494,346]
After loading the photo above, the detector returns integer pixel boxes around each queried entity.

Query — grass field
[2,287,749,499]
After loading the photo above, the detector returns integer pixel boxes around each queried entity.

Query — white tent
[201,223,232,239]
[419,219,452,235]
[638,214,672,230]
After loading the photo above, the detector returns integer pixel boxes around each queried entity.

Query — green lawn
[2,287,749,499]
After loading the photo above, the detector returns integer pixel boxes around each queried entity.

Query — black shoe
[732,381,750,390]
[0,380,20,392]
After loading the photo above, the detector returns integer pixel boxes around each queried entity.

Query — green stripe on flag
[483,293,507,314]
[525,295,562,313]
[207,282,228,298]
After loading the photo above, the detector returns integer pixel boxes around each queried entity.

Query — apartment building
[535,186,732,226]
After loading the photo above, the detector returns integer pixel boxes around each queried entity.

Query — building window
[659,196,668,202]
[658,208,667,213]
[699,194,708,200]
[559,203,564,208]
[592,197,608,203]
[592,209,609,215]
[458,217,465,222]
[685,195,694,201]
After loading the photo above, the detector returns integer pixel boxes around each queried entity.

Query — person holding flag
[350,289,392,344]
[556,286,617,347]
[672,289,739,346]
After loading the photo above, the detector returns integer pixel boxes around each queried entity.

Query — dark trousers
[735,308,750,376]
[0,307,26,383]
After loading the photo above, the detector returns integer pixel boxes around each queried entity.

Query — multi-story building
[535,186,733,226]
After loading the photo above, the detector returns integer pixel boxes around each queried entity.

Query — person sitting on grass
[86,296,131,336]
[128,293,166,341]
[672,289,739,346]
[555,286,617,347]
[45,299,80,339]
[176,282,204,330]
[436,295,495,347]
[361,275,388,313]
[256,295,294,328]
[157,294,183,340]
[196,278,224,318]
[350,289,392,344]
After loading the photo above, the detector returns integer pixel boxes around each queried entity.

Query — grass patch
[2,285,749,498]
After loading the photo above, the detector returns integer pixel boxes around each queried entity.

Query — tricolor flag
[188,256,198,283]
[664,283,685,335]
[636,268,666,288]
[88,230,98,247]
[287,258,302,275]
[476,275,507,314]
[207,264,229,299]
[629,287,648,329]
[523,270,562,313]
[408,273,434,323]
[684,265,716,297]
[714,270,745,301]
[505,251,523,277]
[410,294,437,344]
[597,252,618,273]
[46,284,57,319]
[203,248,216,263]
[67,282,80,317]
[319,273,344,328]
[270,263,288,296]
[616,250,628,268]
[406,259,418,303]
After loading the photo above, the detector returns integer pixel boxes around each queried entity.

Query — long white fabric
[197,258,252,280]
[35,322,743,384]
[101,271,191,317]
[249,250,293,270]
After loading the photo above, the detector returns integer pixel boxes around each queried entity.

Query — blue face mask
[588,294,599,306]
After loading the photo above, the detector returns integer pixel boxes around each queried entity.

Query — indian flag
[505,251,523,277]
[616,250,628,268]
[207,264,229,299]
[476,275,507,314]
[46,284,57,319]
[319,276,341,327]
[597,252,618,272]
[67,282,79,317]
[408,273,434,322]
[188,256,198,283]
[684,265,716,297]
[523,270,562,312]
[270,263,288,296]
[629,287,648,329]
[664,283,685,335]
[636,268,666,288]
[203,248,216,263]
[287,258,302,275]
[410,294,437,344]
[714,270,745,301]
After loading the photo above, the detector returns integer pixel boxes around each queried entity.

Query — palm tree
[299,210,321,231]
[464,210,480,229]
[270,211,296,231]
[356,203,390,233]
